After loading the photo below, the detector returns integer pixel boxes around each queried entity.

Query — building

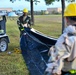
[0,8,13,12]
[47,8,62,14]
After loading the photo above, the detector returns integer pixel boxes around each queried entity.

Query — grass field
[0,15,62,75]
[33,15,62,38]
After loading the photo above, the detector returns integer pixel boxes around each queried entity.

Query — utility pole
[30,0,34,25]
[61,0,65,33]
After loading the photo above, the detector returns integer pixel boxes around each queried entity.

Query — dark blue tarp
[20,28,57,75]
[20,28,74,75]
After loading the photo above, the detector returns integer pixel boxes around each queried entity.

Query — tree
[10,0,40,25]
[44,0,75,33]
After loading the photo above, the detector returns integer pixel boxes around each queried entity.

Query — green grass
[0,15,62,75]
[32,15,62,38]
[0,53,29,75]
[6,19,20,51]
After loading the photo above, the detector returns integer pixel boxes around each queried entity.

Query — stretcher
[20,28,73,75]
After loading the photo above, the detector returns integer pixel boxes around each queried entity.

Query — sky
[0,0,75,11]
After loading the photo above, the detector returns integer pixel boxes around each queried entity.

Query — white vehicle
[0,14,9,52]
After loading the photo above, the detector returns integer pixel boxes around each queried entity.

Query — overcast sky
[0,0,75,11]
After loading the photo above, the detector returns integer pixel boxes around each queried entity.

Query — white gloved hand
[23,23,28,27]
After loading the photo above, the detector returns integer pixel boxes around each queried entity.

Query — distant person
[17,8,31,36]
[45,3,76,75]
